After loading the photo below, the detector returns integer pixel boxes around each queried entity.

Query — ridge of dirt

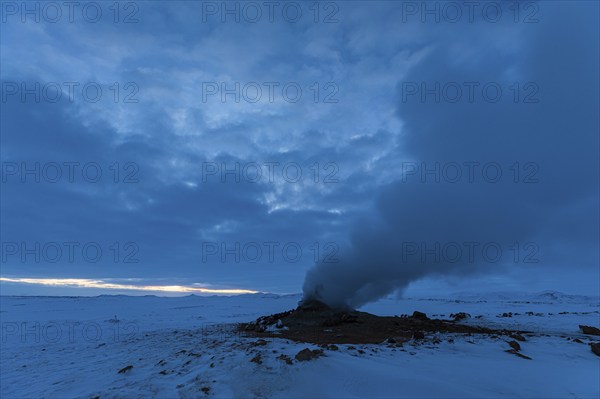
[239,300,527,344]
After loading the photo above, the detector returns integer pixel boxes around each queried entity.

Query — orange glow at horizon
[0,277,259,295]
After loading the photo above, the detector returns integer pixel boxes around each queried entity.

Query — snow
[1,292,599,398]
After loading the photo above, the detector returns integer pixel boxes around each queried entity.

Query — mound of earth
[240,300,522,344]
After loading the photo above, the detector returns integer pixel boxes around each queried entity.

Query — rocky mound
[240,300,520,344]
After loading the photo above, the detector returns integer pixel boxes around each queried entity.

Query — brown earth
[239,300,527,345]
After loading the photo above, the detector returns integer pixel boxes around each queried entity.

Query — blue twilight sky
[0,1,598,297]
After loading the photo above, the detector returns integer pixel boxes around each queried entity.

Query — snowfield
[1,292,599,398]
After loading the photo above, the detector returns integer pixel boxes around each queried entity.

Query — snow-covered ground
[1,292,599,398]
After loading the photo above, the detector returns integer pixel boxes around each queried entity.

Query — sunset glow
[0,277,258,295]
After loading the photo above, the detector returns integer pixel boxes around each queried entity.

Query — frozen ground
[1,291,599,398]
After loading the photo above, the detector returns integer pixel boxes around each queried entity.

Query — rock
[505,349,532,360]
[117,365,133,374]
[201,387,210,394]
[341,313,358,323]
[579,325,600,336]
[450,312,471,321]
[251,339,268,346]
[508,340,521,351]
[250,354,262,364]
[413,331,425,340]
[295,348,323,361]
[327,344,339,351]
[412,311,429,321]
[591,343,600,357]
[387,338,396,344]
[509,334,526,342]
[255,324,266,333]
[573,338,584,343]
[277,354,294,364]
[297,300,331,312]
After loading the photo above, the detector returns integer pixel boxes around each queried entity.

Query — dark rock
[341,313,358,323]
[117,365,133,374]
[412,311,429,321]
[510,334,526,342]
[241,300,522,345]
[508,340,521,351]
[591,343,600,357]
[295,348,323,361]
[250,354,262,364]
[277,354,293,365]
[298,300,332,312]
[579,325,600,336]
[251,339,268,347]
[505,349,532,360]
[450,312,471,321]
[573,338,584,344]
[323,312,358,327]
[201,387,210,394]
[323,317,341,327]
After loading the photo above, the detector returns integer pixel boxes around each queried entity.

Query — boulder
[250,354,262,364]
[509,334,526,342]
[295,348,323,361]
[505,349,532,360]
[591,342,600,357]
[117,365,133,374]
[412,311,429,321]
[277,354,293,364]
[508,340,521,351]
[450,312,471,321]
[579,325,600,336]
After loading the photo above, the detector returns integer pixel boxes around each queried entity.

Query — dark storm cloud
[303,2,600,308]
[0,96,349,291]
[1,1,597,296]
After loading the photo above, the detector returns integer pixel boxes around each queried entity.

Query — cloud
[302,1,600,308]
[2,1,597,297]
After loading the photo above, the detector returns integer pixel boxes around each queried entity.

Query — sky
[1,1,598,297]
